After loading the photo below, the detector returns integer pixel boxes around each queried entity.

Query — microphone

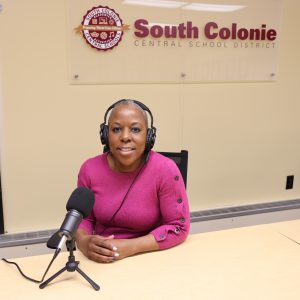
[52,187,94,252]
[2,187,95,287]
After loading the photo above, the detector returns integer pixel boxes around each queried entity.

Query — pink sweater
[77,151,190,250]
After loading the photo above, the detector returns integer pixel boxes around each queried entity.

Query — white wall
[0,0,299,233]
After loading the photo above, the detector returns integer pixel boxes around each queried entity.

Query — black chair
[158,150,188,188]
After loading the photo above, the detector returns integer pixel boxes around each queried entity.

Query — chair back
[158,150,188,188]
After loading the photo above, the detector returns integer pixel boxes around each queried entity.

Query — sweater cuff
[151,223,189,250]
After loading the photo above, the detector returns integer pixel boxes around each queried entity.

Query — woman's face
[107,104,147,172]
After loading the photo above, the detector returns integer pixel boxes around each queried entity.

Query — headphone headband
[102,99,154,128]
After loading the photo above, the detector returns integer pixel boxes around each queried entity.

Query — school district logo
[75,6,129,51]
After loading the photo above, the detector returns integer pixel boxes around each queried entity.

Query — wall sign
[74,6,129,51]
[67,0,282,83]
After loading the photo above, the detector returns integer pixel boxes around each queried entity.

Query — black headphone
[99,99,156,153]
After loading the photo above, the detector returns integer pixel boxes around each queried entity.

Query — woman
[75,99,190,263]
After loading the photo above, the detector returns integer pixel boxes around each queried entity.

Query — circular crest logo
[75,6,129,51]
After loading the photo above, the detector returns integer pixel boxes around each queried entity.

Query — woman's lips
[117,147,135,153]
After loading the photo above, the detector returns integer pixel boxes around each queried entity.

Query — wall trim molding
[190,198,300,222]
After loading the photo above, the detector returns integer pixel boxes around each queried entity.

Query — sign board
[67,0,282,83]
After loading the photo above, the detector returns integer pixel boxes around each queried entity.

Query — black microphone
[53,187,94,252]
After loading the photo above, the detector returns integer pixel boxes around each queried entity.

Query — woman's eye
[131,127,141,133]
[112,127,121,133]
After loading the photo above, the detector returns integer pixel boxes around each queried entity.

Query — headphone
[99,99,156,153]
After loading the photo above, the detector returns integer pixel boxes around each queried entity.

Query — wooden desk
[1,220,300,300]
[271,219,300,244]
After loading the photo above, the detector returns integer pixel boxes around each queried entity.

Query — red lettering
[231,23,237,39]
[219,27,230,39]
[267,29,277,41]
[187,21,199,38]
[178,23,187,38]
[205,22,218,39]
[237,28,248,40]
[249,29,260,40]
[150,25,163,38]
[260,24,266,40]
[204,22,277,41]
[134,19,149,38]
[135,20,277,42]
[165,26,177,38]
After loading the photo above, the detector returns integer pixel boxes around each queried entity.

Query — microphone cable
[1,248,61,283]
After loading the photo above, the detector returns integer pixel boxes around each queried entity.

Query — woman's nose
[120,128,131,141]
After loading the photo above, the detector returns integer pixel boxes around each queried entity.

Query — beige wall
[0,0,299,233]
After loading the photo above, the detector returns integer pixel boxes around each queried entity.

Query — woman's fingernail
[112,246,117,251]
[114,252,120,257]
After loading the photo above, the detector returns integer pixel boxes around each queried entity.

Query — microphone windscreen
[66,187,95,218]
[46,230,61,249]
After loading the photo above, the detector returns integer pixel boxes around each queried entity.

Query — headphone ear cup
[145,128,156,152]
[100,124,109,146]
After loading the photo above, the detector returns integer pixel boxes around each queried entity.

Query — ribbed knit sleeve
[150,158,190,250]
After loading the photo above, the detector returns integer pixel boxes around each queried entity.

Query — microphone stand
[39,239,100,291]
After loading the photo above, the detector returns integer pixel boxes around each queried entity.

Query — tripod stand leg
[39,266,67,289]
[76,266,100,291]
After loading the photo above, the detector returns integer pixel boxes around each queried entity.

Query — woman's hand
[75,229,119,263]
[76,229,159,263]
[109,235,159,261]
[106,239,136,260]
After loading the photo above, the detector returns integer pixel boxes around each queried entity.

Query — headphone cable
[98,152,149,236]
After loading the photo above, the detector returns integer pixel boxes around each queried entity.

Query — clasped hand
[78,234,135,263]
